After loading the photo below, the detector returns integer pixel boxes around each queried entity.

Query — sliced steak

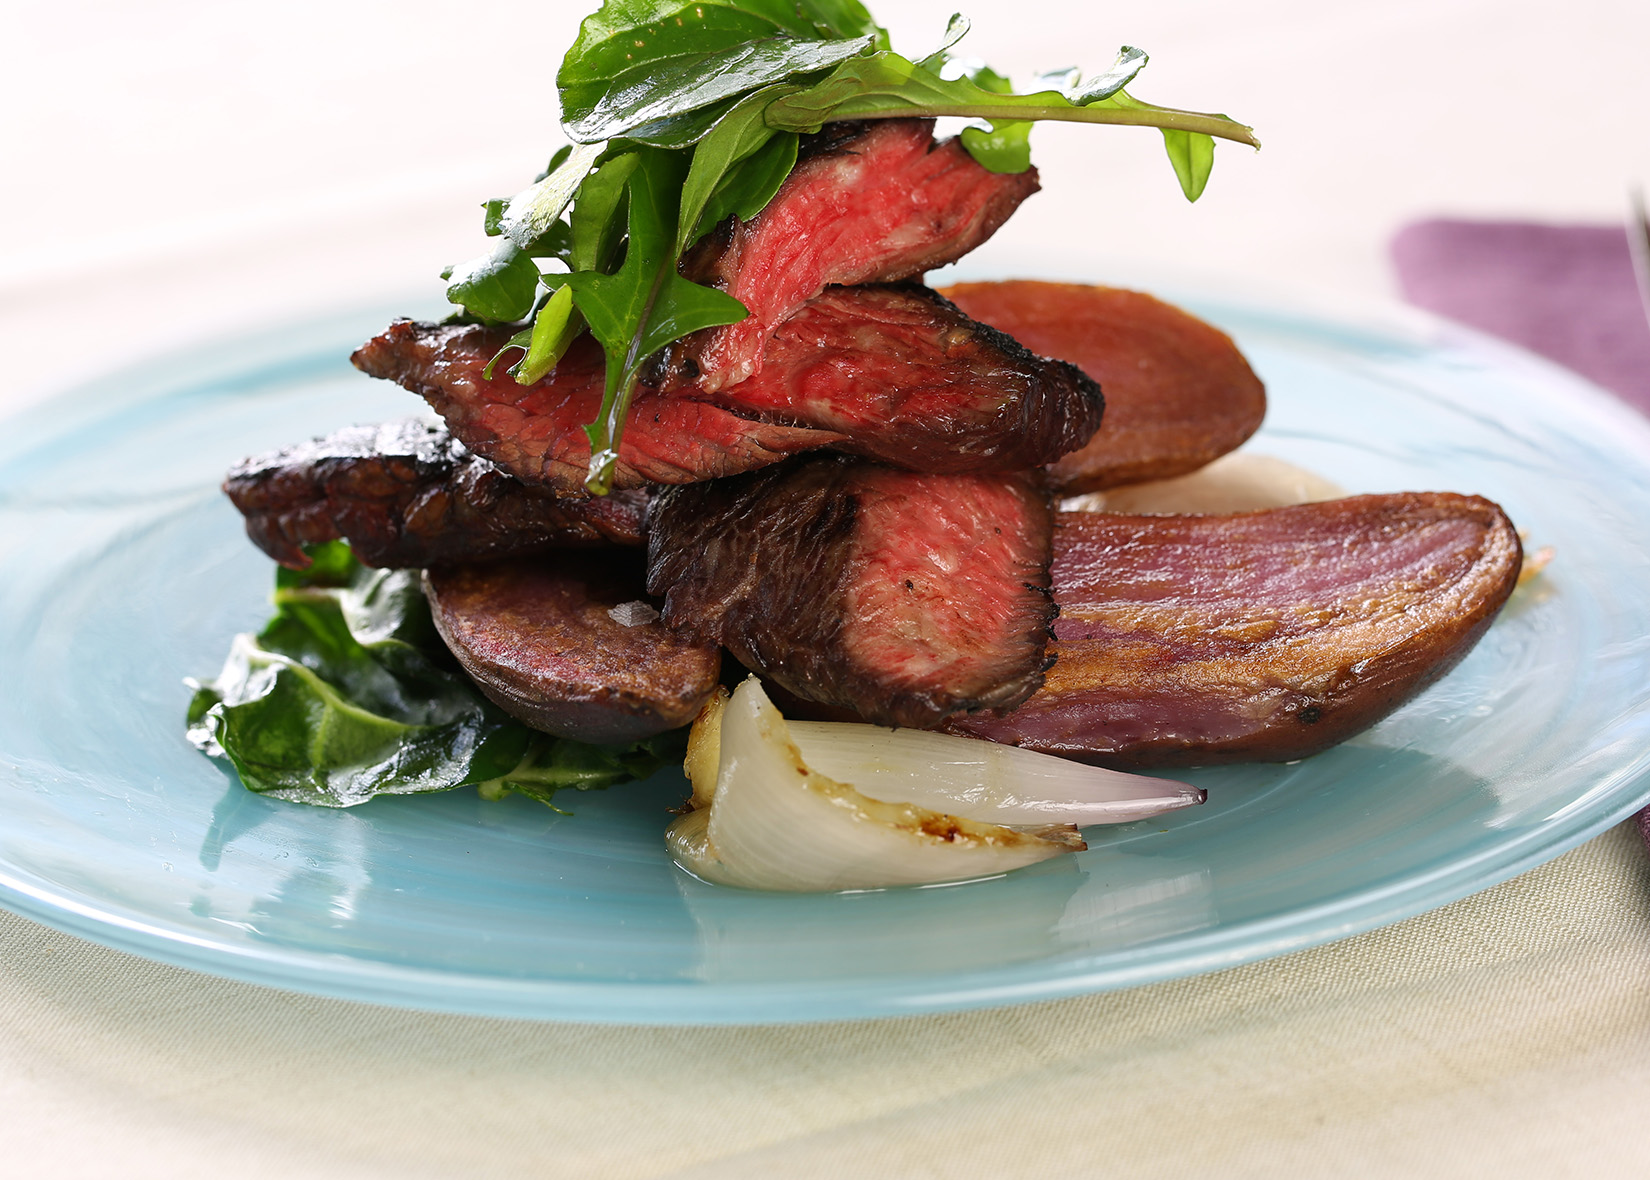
[948,496,1522,766]
[224,419,648,569]
[941,281,1267,492]
[425,553,720,744]
[669,118,1040,392]
[706,284,1101,472]
[352,324,842,492]
[353,286,1101,492]
[647,455,1056,730]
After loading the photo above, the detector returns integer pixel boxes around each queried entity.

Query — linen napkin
[1390,217,1650,846]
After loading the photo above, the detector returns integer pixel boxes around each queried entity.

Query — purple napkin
[1391,217,1650,847]
[1392,219,1650,414]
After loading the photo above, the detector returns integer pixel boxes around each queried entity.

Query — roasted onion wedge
[949,494,1522,766]
[668,679,1084,892]
[681,686,1206,825]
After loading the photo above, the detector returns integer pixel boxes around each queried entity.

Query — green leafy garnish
[564,148,750,493]
[441,0,1258,492]
[187,543,682,809]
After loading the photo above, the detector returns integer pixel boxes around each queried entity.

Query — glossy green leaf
[952,60,1032,174]
[675,85,799,252]
[444,239,540,323]
[562,33,874,144]
[499,140,605,253]
[916,12,970,71]
[188,544,679,808]
[562,0,879,92]
[959,119,1033,173]
[515,285,584,384]
[1070,45,1148,104]
[482,198,509,236]
[566,149,747,491]
[1160,127,1216,201]
[570,151,641,272]
[702,128,798,229]
[763,46,1258,188]
[478,728,688,810]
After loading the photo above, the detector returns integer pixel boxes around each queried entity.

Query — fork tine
[1629,188,1650,332]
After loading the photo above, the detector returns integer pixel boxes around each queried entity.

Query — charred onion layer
[948,496,1523,766]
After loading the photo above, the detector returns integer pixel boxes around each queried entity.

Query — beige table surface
[4,2,1649,1176]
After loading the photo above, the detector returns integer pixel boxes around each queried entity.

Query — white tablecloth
[4,2,1649,1175]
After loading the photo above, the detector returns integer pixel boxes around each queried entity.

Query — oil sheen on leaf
[187,543,677,808]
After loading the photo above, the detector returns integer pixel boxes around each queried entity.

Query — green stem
[833,103,1260,148]
[240,643,415,734]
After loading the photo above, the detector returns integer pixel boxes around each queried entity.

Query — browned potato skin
[424,555,721,744]
[947,495,1523,767]
[941,280,1267,493]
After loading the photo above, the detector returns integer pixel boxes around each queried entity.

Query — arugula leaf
[952,62,1032,175]
[570,151,641,272]
[514,285,585,384]
[498,140,605,253]
[764,45,1257,199]
[1160,126,1217,203]
[562,33,875,145]
[1066,46,1149,104]
[565,149,747,492]
[676,85,800,252]
[443,239,540,323]
[916,12,971,71]
[483,198,510,236]
[562,0,880,89]
[188,543,678,808]
[693,128,798,239]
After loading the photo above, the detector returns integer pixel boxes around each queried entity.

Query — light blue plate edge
[1,782,1645,1025]
[2,295,1649,1025]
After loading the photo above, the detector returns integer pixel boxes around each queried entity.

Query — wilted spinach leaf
[187,543,681,809]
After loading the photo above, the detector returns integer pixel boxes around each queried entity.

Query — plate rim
[3,287,1649,1024]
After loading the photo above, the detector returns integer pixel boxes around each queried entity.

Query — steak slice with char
[224,419,648,569]
[352,286,1101,493]
[425,553,720,744]
[947,496,1522,766]
[942,281,1267,493]
[700,284,1102,473]
[647,455,1056,730]
[668,118,1040,392]
[352,325,842,493]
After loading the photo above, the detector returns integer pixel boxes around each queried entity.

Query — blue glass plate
[2,293,1648,1024]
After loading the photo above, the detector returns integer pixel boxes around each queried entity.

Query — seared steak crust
[224,419,648,569]
[671,118,1040,392]
[647,455,1057,729]
[705,284,1102,472]
[942,281,1267,492]
[352,286,1101,493]
[425,553,720,743]
[948,496,1522,766]
[351,323,840,492]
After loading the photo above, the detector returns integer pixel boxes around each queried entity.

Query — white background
[4,0,1649,414]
